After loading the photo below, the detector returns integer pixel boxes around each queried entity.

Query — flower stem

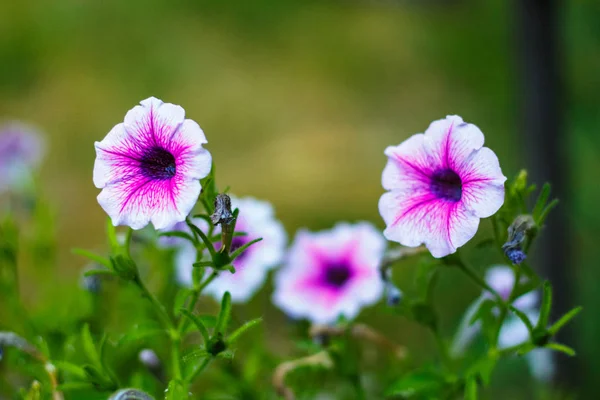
[177,272,218,334]
[455,260,504,306]
[186,357,212,384]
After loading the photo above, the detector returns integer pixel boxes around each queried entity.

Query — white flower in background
[0,121,45,193]
[272,222,385,324]
[175,196,287,303]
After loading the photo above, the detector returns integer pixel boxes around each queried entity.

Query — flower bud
[211,194,234,226]
[139,349,160,369]
[502,215,536,265]
[385,283,403,306]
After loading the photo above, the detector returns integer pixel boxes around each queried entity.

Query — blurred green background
[1,0,599,398]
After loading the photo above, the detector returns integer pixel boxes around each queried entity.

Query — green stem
[171,335,183,381]
[133,275,174,331]
[177,272,219,334]
[455,261,505,306]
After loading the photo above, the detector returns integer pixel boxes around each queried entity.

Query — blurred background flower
[1,0,598,397]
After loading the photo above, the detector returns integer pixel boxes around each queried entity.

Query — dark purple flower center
[430,168,462,202]
[323,262,352,288]
[140,147,176,180]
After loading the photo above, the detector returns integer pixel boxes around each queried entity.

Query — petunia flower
[0,121,45,193]
[379,115,506,258]
[93,97,212,230]
[175,196,287,303]
[272,222,385,324]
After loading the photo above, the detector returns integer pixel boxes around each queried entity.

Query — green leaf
[173,288,193,316]
[410,302,438,330]
[55,360,87,380]
[537,281,552,329]
[385,370,444,397]
[106,217,119,252]
[546,343,576,356]
[226,318,262,344]
[72,248,112,269]
[548,306,583,335]
[465,376,478,400]
[82,365,114,390]
[532,183,551,222]
[516,342,536,356]
[467,353,498,386]
[230,238,262,261]
[110,255,138,280]
[469,299,497,343]
[164,380,189,400]
[180,309,210,343]
[538,199,559,227]
[215,291,232,335]
[116,328,167,348]
[81,324,102,370]
[182,349,209,364]
[509,306,534,336]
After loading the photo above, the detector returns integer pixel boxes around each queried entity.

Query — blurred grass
[1,0,599,398]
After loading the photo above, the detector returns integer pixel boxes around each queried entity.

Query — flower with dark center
[273,222,385,324]
[379,115,506,258]
[93,97,212,230]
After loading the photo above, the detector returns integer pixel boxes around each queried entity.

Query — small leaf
[164,379,189,400]
[516,343,536,356]
[548,306,583,335]
[180,309,210,343]
[226,318,262,344]
[81,324,102,370]
[532,183,551,222]
[509,306,534,336]
[173,288,193,316]
[182,349,209,364]
[537,281,552,329]
[55,360,87,380]
[538,199,559,227]
[116,328,167,348]
[546,343,576,356]
[230,238,262,261]
[215,291,232,335]
[72,248,112,269]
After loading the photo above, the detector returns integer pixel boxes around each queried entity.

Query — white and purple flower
[93,97,212,230]
[272,222,385,324]
[0,121,45,193]
[379,115,506,258]
[175,196,287,303]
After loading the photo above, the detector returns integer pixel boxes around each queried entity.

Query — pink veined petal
[93,123,141,189]
[123,97,186,149]
[423,115,485,171]
[460,147,507,218]
[379,191,480,258]
[382,134,438,191]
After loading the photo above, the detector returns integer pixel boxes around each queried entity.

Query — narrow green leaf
[180,309,210,343]
[164,379,189,400]
[187,222,216,257]
[116,328,167,348]
[106,217,119,251]
[81,324,102,370]
[173,288,193,316]
[509,306,535,335]
[215,291,232,335]
[182,349,209,364]
[538,199,559,226]
[548,306,583,335]
[537,281,552,329]
[54,361,87,380]
[546,343,576,356]
[230,238,262,261]
[532,183,551,221]
[226,318,262,344]
[516,343,536,356]
[72,248,112,269]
